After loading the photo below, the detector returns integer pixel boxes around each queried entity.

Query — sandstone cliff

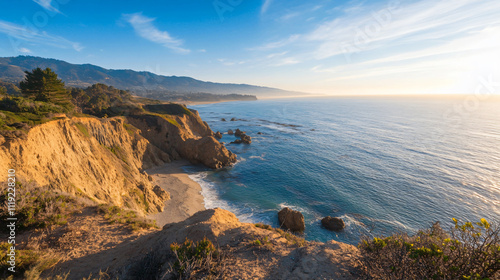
[0,105,236,215]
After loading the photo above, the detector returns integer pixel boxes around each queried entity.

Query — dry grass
[0,182,86,232]
[254,223,306,247]
[97,204,158,231]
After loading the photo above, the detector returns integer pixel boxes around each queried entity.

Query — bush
[0,182,80,232]
[359,219,500,280]
[169,237,227,279]
[0,242,60,279]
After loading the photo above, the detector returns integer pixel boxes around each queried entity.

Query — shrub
[359,219,500,280]
[0,182,79,232]
[0,242,60,279]
[169,237,227,279]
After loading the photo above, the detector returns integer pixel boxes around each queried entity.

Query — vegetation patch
[0,242,60,279]
[358,219,500,280]
[97,204,157,231]
[143,104,192,116]
[73,122,90,137]
[0,182,81,232]
[122,122,138,135]
[168,237,228,279]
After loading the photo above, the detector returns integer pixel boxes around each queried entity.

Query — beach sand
[146,160,206,227]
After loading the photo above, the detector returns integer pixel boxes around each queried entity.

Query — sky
[0,0,499,95]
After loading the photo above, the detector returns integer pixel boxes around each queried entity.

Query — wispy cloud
[306,0,500,60]
[249,34,300,51]
[261,0,273,15]
[18,47,32,53]
[33,0,60,13]
[270,57,300,67]
[0,20,83,51]
[123,13,190,54]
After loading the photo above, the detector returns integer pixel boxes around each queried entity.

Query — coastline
[146,160,206,227]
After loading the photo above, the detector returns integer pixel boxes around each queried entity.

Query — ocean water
[186,96,500,245]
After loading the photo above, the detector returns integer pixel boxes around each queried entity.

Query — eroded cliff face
[127,109,236,169]
[0,107,236,215]
[0,117,169,214]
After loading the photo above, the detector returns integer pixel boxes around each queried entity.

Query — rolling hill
[0,56,304,98]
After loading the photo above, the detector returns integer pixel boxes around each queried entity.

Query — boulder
[148,175,153,181]
[228,129,234,135]
[214,131,223,139]
[153,185,170,201]
[257,132,263,135]
[230,139,243,144]
[221,118,226,121]
[321,216,345,231]
[278,207,305,232]
[230,117,236,121]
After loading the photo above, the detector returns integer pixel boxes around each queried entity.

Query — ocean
[186,96,500,245]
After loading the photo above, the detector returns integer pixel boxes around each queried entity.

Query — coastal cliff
[0,104,236,215]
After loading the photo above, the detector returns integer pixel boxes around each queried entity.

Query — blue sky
[0,0,499,94]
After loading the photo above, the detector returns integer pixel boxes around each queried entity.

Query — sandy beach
[146,160,206,227]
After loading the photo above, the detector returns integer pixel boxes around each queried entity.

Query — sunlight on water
[188,96,500,244]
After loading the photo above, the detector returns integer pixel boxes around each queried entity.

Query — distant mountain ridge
[0,56,304,97]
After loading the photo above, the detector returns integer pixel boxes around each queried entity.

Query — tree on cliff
[19,67,70,104]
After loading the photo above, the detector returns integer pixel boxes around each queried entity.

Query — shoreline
[146,160,206,227]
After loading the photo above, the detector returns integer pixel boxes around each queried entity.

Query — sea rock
[214,131,223,139]
[221,118,226,121]
[257,132,263,135]
[230,139,243,144]
[278,207,305,232]
[230,117,236,121]
[321,216,345,231]
[234,128,244,137]
[228,129,234,135]
[240,134,252,144]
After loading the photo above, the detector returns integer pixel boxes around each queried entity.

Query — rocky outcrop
[180,136,236,169]
[214,131,223,139]
[228,129,234,135]
[322,216,346,231]
[278,207,305,232]
[127,109,236,169]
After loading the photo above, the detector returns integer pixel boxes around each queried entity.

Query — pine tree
[19,68,69,104]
